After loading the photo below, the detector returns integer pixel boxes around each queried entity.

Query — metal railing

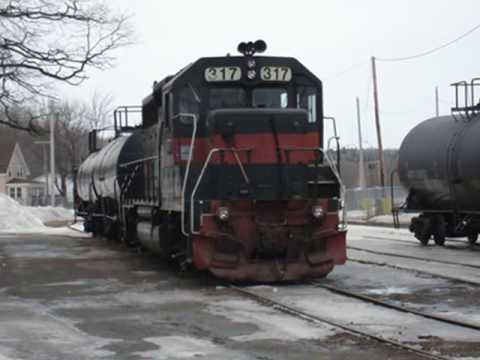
[172,113,199,237]
[189,147,252,235]
[280,146,347,230]
[188,146,347,235]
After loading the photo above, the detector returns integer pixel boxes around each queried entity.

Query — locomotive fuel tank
[398,114,480,212]
[76,131,144,202]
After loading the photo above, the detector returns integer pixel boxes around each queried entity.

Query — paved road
[0,232,431,359]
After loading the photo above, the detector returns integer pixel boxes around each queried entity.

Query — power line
[377,21,480,62]
[323,59,369,81]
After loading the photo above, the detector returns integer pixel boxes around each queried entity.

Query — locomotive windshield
[209,88,247,109]
[252,88,288,108]
[208,87,288,109]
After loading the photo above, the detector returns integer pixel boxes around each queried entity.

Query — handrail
[171,113,198,237]
[280,146,347,230]
[119,156,158,168]
[189,148,252,235]
[324,116,341,174]
[188,146,347,235]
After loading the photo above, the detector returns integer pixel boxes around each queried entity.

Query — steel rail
[348,258,480,287]
[230,286,449,360]
[314,283,480,332]
[348,245,480,270]
[362,234,480,250]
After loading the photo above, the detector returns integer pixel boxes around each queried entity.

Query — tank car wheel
[433,216,446,246]
[416,233,431,246]
[468,233,478,245]
[413,217,432,246]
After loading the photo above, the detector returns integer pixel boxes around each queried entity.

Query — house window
[17,187,22,199]
[9,188,15,198]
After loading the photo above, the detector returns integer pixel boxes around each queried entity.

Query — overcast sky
[64,0,480,148]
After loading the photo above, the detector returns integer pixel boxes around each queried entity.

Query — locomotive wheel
[468,233,479,245]
[433,216,446,246]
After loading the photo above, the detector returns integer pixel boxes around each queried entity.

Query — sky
[64,0,480,148]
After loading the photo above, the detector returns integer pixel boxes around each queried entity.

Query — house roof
[0,125,47,177]
[6,178,44,185]
[0,137,17,173]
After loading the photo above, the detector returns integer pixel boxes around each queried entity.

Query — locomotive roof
[143,55,322,105]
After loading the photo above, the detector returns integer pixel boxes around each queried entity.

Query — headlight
[312,205,325,220]
[247,59,256,68]
[217,207,230,221]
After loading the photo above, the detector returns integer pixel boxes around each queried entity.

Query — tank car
[397,79,480,245]
[75,41,347,282]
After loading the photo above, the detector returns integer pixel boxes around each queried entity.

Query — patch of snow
[347,211,416,225]
[39,280,89,287]
[135,336,243,359]
[365,287,412,295]
[206,299,336,342]
[0,348,21,360]
[114,289,208,307]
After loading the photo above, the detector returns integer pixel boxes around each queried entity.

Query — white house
[0,141,46,206]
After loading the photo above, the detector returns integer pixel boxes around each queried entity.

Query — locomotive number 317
[205,66,242,82]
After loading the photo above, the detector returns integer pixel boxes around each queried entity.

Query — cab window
[209,88,247,109]
[297,86,317,123]
[253,88,288,108]
[178,86,200,115]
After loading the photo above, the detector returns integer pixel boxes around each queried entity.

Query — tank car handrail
[280,146,347,230]
[119,156,158,168]
[170,113,199,237]
[189,147,253,236]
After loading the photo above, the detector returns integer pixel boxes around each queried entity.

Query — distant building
[0,134,47,206]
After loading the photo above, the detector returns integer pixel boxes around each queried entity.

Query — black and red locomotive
[75,41,347,282]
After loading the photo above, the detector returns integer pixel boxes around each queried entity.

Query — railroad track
[230,286,449,360]
[348,257,480,287]
[348,245,480,270]
[362,234,480,250]
[313,282,480,332]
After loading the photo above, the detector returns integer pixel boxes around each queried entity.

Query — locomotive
[75,41,347,281]
[397,78,480,245]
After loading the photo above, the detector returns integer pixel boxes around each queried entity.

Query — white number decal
[260,66,292,81]
[205,67,242,82]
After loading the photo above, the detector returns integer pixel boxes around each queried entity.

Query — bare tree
[0,0,131,130]
[85,90,114,130]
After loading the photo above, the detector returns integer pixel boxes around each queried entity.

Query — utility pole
[435,86,439,117]
[50,113,56,206]
[356,97,366,189]
[33,141,50,205]
[371,56,386,188]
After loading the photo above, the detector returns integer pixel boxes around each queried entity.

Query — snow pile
[0,193,46,232]
[28,206,73,224]
[0,194,73,233]
[347,210,416,226]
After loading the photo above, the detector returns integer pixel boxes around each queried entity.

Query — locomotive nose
[206,108,312,200]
